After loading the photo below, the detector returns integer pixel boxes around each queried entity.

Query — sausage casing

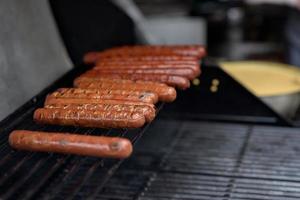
[79,72,190,89]
[96,60,199,66]
[89,68,197,80]
[84,54,198,64]
[74,77,177,102]
[96,45,206,59]
[34,108,146,129]
[9,130,132,158]
[45,103,156,122]
[94,62,201,77]
[45,97,155,108]
[50,88,158,104]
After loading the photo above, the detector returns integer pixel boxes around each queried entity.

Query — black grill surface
[94,120,300,200]
[2,68,300,199]
[0,105,163,200]
[0,67,163,200]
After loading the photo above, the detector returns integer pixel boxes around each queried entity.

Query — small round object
[192,78,200,86]
[212,79,220,86]
[210,85,218,93]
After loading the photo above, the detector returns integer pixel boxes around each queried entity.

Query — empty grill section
[95,120,300,200]
[141,173,230,200]
[238,126,300,181]
[93,170,152,200]
[140,173,300,200]
[161,122,249,176]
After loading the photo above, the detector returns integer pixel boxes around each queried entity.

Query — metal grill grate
[0,108,163,200]
[0,67,164,200]
[2,68,300,199]
[95,120,300,200]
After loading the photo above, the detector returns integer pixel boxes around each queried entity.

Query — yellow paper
[220,61,300,96]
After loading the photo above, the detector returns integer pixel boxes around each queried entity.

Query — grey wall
[0,0,72,120]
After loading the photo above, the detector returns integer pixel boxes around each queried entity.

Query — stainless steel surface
[262,93,300,119]
[0,0,72,120]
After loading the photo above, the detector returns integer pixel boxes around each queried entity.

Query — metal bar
[1,155,51,199]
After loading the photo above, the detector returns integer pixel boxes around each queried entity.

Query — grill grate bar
[22,156,69,200]
[65,159,104,200]
[0,119,48,191]
[85,160,123,200]
[0,124,66,199]
[93,120,300,200]
[42,157,88,200]
[0,153,35,186]
[1,155,51,199]
[0,67,163,199]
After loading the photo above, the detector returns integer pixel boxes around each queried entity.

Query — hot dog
[9,130,133,158]
[83,45,206,64]
[85,68,197,80]
[49,88,158,104]
[95,60,200,66]
[45,103,156,122]
[74,77,177,102]
[85,55,199,64]
[45,96,155,108]
[34,108,146,129]
[79,72,190,89]
[93,64,200,79]
[98,45,206,58]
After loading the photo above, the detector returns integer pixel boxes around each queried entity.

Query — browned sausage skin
[74,77,177,102]
[94,62,201,77]
[34,108,146,129]
[49,88,158,104]
[95,60,200,66]
[89,45,206,59]
[83,45,206,64]
[45,96,155,108]
[88,68,197,80]
[79,72,190,90]
[84,54,199,64]
[45,103,156,122]
[9,130,132,158]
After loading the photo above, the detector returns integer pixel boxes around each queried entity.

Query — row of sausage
[9,45,206,159]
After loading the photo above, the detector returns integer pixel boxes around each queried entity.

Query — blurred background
[1,0,300,121]
[50,0,300,121]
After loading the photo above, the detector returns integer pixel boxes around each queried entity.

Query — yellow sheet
[220,61,300,97]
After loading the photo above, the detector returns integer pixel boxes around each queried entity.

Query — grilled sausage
[124,45,206,53]
[45,103,156,122]
[45,97,155,108]
[34,108,146,129]
[93,64,200,79]
[95,60,200,66]
[50,88,158,104]
[99,45,206,58]
[74,77,177,102]
[79,72,190,89]
[86,68,197,80]
[9,130,132,158]
[74,77,134,84]
[83,45,206,64]
[84,54,199,64]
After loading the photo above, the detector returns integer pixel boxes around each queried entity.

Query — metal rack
[2,64,300,199]
[93,120,300,200]
[0,67,163,200]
